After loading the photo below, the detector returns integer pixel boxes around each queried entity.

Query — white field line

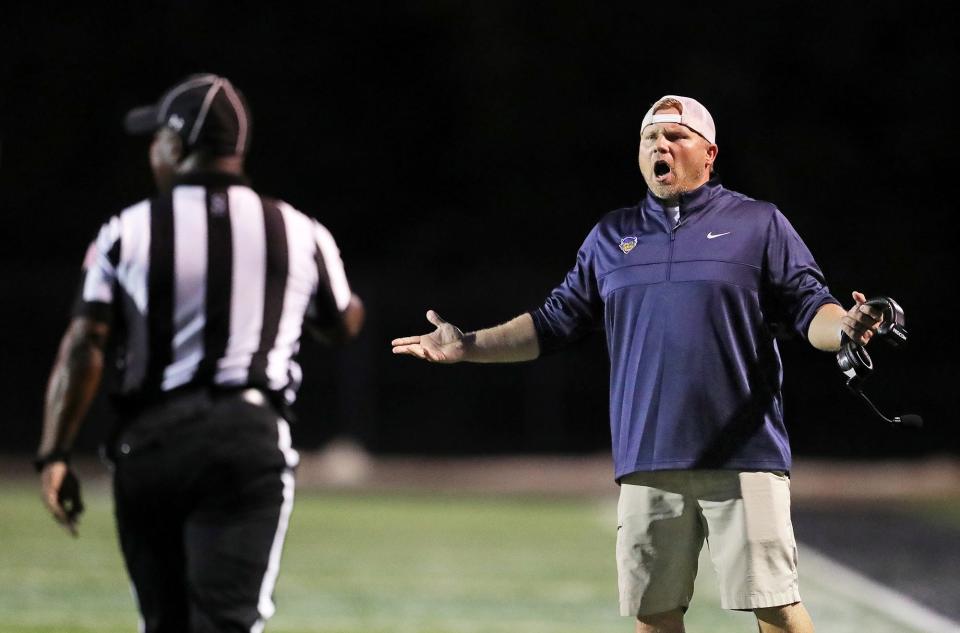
[800,544,960,633]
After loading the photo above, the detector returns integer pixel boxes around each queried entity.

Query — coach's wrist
[459,331,477,362]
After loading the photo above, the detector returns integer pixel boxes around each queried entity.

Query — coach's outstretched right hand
[392,311,539,364]
[392,310,468,363]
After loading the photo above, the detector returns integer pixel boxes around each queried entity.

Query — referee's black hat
[124,74,252,156]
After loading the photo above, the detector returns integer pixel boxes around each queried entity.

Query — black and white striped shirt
[74,172,352,405]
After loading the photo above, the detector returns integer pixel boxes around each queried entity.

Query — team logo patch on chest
[619,236,638,254]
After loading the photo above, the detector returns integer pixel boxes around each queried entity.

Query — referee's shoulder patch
[82,242,98,269]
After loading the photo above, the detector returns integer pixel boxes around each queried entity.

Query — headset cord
[856,390,896,424]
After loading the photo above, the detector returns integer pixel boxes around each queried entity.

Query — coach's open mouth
[654,160,671,179]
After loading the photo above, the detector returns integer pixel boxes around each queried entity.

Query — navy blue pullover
[530,176,839,479]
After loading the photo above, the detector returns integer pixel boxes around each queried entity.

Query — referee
[35,73,364,633]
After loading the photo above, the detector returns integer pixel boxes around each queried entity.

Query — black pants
[112,388,298,633]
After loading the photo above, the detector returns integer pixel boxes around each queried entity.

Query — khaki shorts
[617,470,801,616]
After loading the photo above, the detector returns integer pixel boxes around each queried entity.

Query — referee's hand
[392,310,467,363]
[40,462,82,537]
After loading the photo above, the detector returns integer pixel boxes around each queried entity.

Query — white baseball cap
[640,95,716,145]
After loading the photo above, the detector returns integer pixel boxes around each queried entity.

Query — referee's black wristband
[34,450,71,473]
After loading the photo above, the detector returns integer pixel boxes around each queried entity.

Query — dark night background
[1,2,957,463]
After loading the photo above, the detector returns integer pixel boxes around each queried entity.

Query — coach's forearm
[807,303,845,352]
[463,313,540,363]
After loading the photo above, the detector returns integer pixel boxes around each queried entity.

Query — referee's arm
[303,218,364,344]
[36,317,109,533]
[305,293,365,344]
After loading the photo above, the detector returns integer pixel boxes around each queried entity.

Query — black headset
[835,296,922,427]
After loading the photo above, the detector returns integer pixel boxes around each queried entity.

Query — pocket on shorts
[618,483,686,528]
[738,472,794,542]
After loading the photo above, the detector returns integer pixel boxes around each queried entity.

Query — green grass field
[0,480,941,633]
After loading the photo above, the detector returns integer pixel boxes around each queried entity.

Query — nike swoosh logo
[706,231,731,239]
